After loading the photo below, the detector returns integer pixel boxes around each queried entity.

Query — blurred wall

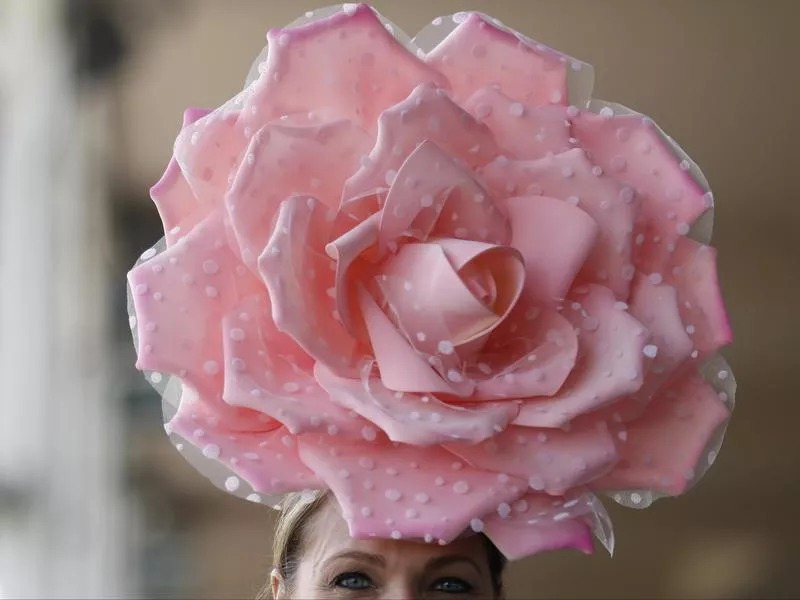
[110,1,800,598]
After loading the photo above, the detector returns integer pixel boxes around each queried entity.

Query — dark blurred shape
[65,0,187,85]
[65,0,128,83]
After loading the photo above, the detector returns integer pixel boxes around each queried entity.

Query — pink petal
[150,107,212,245]
[379,239,524,364]
[226,120,372,268]
[514,285,651,428]
[246,5,447,131]
[446,422,618,496]
[500,194,598,307]
[571,111,710,275]
[220,295,366,438]
[343,83,500,202]
[377,140,509,250]
[463,86,572,159]
[481,149,639,299]
[663,237,732,355]
[359,285,458,396]
[628,275,694,400]
[483,492,601,559]
[324,211,382,336]
[128,214,262,394]
[315,362,519,446]
[296,434,528,543]
[595,369,730,496]
[174,109,244,207]
[474,306,578,400]
[426,12,568,106]
[168,408,320,494]
[258,195,362,376]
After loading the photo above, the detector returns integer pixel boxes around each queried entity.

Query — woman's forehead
[303,498,486,566]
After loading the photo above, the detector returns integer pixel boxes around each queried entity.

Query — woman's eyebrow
[322,550,386,569]
[425,554,482,574]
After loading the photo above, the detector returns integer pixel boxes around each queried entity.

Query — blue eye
[432,577,473,594]
[333,572,374,590]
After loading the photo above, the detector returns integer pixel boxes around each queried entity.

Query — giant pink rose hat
[127,4,736,559]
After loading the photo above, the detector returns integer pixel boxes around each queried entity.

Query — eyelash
[331,571,374,591]
[331,572,474,594]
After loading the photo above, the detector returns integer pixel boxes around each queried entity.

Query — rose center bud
[377,238,526,365]
[460,261,498,308]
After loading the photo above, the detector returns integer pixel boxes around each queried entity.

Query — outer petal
[220,295,366,438]
[426,12,568,106]
[258,195,362,376]
[446,422,618,496]
[628,275,694,401]
[595,370,730,496]
[463,86,572,159]
[481,149,639,299]
[572,110,711,276]
[514,285,651,428]
[343,84,500,202]
[226,120,371,267]
[501,195,598,307]
[315,362,519,446]
[168,412,320,495]
[246,4,448,131]
[483,492,608,559]
[297,434,528,543]
[664,237,732,355]
[128,214,263,392]
[151,107,212,245]
[174,109,244,208]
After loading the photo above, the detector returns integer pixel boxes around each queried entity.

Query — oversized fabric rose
[128,4,736,559]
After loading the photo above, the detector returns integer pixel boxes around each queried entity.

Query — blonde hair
[258,490,507,598]
[257,490,328,599]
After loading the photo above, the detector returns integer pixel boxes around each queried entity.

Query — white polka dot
[202,259,220,275]
[420,194,434,208]
[447,369,464,383]
[470,518,484,532]
[643,344,659,359]
[509,102,525,117]
[203,361,220,375]
[283,382,300,393]
[385,489,402,502]
[452,481,470,494]
[438,340,454,355]
[224,476,240,492]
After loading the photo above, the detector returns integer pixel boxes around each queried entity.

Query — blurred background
[0,0,798,598]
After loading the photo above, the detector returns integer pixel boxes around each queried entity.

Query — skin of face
[271,499,499,599]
